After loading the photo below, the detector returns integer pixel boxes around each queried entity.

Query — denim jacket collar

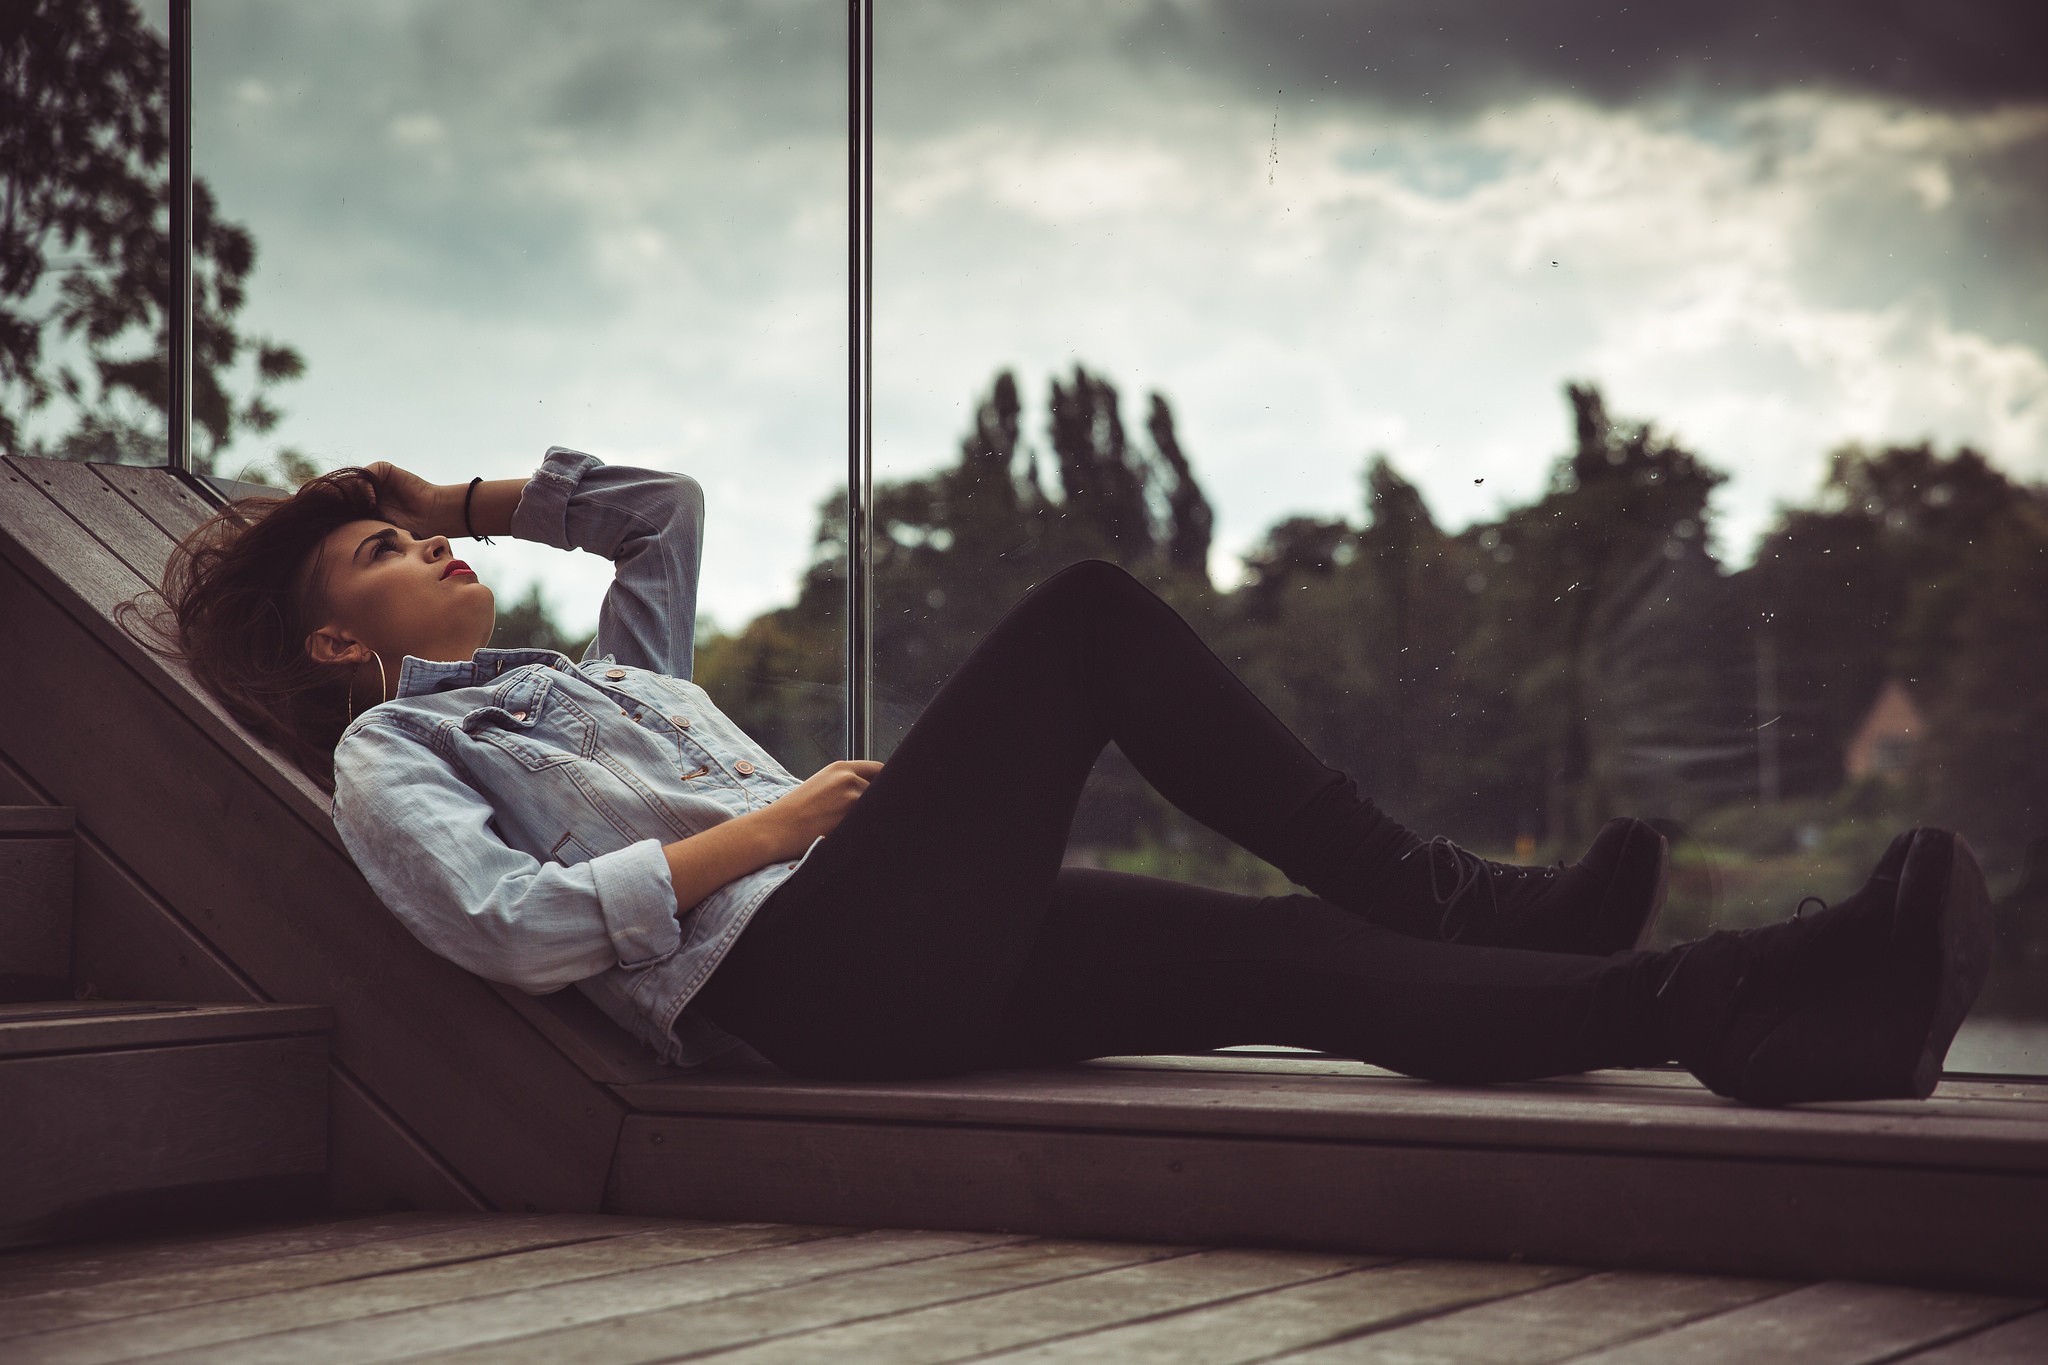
[395,647,601,699]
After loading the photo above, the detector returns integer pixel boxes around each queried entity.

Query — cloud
[170,0,2048,634]
[1172,0,2048,115]
[870,85,2048,576]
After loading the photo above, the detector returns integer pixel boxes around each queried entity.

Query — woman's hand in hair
[362,461,457,539]
[757,760,884,858]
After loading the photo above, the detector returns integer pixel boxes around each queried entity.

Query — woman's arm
[461,478,525,538]
[663,760,884,908]
[363,451,707,678]
[661,817,784,913]
[335,720,687,993]
[359,463,522,541]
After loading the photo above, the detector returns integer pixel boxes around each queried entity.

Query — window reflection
[3,0,195,465]
[190,0,848,753]
[835,2,2044,1072]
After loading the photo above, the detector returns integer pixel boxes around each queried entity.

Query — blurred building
[1844,679,1924,781]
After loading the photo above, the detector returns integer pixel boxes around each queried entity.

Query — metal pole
[846,0,874,759]
[168,0,194,473]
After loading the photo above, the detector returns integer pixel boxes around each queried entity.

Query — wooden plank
[423,1236,1196,1364]
[1259,1270,1791,1364]
[493,984,679,1087]
[0,1002,331,1057]
[1898,1309,2048,1362]
[325,1066,490,1217]
[0,554,625,1213]
[1565,1281,2039,1364]
[134,1228,1020,1364]
[7,684,457,1238]
[0,834,70,983]
[611,1116,2048,1294]
[63,836,259,1003]
[0,1036,328,1247]
[3,458,181,602]
[1087,1056,2048,1106]
[615,1065,2048,1178]
[0,459,336,840]
[978,1260,1592,1364]
[88,463,219,543]
[0,808,73,834]
[5,1221,833,1363]
[695,1247,1414,1365]
[0,1214,483,1302]
[0,748,261,1005]
[0,1214,674,1338]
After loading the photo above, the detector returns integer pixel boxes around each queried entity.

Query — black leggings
[692,560,1673,1081]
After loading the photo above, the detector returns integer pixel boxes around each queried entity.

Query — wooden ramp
[3,454,2045,1293]
[2,1212,2043,1363]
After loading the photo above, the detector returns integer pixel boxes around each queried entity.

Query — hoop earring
[345,652,389,726]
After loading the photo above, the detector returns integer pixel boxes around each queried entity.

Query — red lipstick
[442,560,475,580]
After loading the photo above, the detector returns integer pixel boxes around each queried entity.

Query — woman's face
[301,518,496,678]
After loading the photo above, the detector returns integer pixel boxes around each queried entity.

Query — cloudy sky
[152,0,2048,636]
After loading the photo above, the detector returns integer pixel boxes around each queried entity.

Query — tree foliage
[0,0,303,468]
[697,367,2044,890]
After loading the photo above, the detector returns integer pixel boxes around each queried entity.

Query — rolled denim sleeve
[509,446,706,679]
[332,721,682,993]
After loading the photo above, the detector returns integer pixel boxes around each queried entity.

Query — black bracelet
[463,476,495,544]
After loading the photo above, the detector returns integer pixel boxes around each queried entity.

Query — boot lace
[1654,896,1835,1003]
[1400,835,1566,942]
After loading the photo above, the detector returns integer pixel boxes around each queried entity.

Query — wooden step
[0,805,73,1001]
[607,1057,2048,1295]
[0,456,609,1216]
[0,1001,334,1249]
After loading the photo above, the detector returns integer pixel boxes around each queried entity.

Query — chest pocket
[549,830,598,865]
[460,669,594,771]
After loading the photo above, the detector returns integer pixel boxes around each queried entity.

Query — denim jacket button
[510,710,528,721]
[733,760,755,776]
[670,714,691,728]
[605,668,627,680]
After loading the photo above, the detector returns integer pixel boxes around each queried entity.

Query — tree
[1147,393,1212,578]
[489,582,595,661]
[0,0,303,468]
[1917,501,2048,868]
[1740,442,2039,799]
[1455,384,1738,845]
[1044,364,1216,581]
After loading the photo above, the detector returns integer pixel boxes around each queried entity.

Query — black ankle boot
[1657,828,1993,1105]
[1384,817,1670,955]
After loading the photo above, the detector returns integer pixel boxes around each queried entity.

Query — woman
[156,446,1992,1103]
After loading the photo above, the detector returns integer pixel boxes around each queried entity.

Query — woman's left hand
[363,461,456,538]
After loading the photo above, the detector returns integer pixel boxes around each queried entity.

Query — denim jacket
[330,447,816,1067]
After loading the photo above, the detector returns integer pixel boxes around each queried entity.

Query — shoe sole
[1902,831,1994,1098]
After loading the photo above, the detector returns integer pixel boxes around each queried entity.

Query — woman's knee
[1036,558,1141,598]
[1022,560,1160,629]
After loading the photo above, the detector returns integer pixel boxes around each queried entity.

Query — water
[1945,1015,2048,1077]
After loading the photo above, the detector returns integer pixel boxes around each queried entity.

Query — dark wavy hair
[118,466,385,792]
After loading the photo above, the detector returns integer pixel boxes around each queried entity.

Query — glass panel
[193,0,849,761]
[3,0,173,464]
[868,3,2048,1073]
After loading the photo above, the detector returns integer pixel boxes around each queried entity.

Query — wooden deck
[1,1213,2042,1363]
[4,452,2046,1296]
[606,1053,2048,1294]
